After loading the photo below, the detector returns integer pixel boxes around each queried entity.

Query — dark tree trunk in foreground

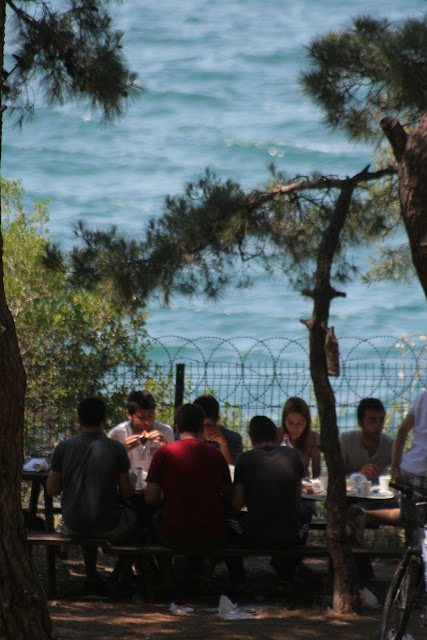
[0,2,55,637]
[382,115,427,303]
[304,178,364,614]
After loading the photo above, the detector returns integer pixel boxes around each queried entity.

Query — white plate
[366,489,395,500]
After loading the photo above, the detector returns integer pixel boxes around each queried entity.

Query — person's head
[77,397,106,430]
[248,415,277,446]
[193,394,220,431]
[175,403,205,436]
[357,398,385,443]
[280,396,312,452]
[126,390,156,434]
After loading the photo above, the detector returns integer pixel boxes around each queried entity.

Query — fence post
[174,363,185,409]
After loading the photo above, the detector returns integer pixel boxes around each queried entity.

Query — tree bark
[0,2,55,638]
[381,115,427,302]
[305,180,361,613]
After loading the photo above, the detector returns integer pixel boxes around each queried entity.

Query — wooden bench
[26,530,403,599]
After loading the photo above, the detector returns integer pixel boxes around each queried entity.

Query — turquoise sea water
[2,0,426,350]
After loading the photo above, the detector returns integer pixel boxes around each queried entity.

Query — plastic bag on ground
[359,587,379,608]
[169,602,194,614]
[218,594,254,620]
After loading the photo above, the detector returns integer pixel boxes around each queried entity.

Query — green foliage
[300,15,427,141]
[2,179,149,451]
[64,164,399,304]
[4,0,142,124]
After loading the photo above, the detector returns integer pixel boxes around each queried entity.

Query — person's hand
[146,430,167,445]
[124,434,143,451]
[391,464,402,484]
[359,463,380,480]
[203,424,224,443]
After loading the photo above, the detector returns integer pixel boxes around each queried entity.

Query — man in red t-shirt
[146,403,232,545]
[146,403,232,591]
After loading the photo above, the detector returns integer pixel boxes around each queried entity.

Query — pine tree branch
[246,165,397,209]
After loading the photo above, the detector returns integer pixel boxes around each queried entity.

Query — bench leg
[46,546,57,597]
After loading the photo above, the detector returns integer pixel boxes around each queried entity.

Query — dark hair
[77,397,106,428]
[357,398,385,423]
[280,396,312,453]
[175,403,205,435]
[127,390,156,414]
[193,394,219,421]
[249,415,277,443]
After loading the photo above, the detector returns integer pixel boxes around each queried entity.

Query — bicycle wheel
[379,551,423,640]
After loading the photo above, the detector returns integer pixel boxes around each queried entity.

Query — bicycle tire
[379,551,423,640]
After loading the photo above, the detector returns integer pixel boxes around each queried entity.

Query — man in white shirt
[340,397,393,482]
[109,390,174,476]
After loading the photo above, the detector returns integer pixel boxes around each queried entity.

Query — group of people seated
[45,388,427,597]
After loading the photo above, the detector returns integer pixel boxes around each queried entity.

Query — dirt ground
[31,545,427,640]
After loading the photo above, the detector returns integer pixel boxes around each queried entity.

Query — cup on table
[379,475,391,492]
[319,474,328,491]
[359,480,372,497]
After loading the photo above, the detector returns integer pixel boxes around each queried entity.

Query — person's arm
[203,425,234,464]
[145,482,162,505]
[222,480,233,503]
[124,434,144,452]
[391,414,414,482]
[232,483,245,512]
[118,472,134,500]
[146,429,167,445]
[359,462,381,481]
[46,470,62,496]
[231,433,244,463]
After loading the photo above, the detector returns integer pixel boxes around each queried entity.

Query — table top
[22,469,49,481]
[302,487,395,501]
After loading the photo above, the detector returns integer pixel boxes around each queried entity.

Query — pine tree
[0,2,140,637]
[300,14,427,300]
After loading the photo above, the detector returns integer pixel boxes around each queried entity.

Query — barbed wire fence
[25,334,427,453]
[146,334,427,442]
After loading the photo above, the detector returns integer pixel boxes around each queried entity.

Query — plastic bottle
[135,467,143,490]
[281,433,293,447]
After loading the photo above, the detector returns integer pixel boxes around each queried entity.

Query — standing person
[391,390,427,531]
[340,397,393,482]
[46,397,137,594]
[145,403,232,591]
[109,390,174,475]
[193,394,243,464]
[232,415,305,593]
[277,397,320,478]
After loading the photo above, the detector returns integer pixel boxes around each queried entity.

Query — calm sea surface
[2,0,426,354]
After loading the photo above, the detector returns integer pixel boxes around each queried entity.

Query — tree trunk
[0,3,55,638]
[381,115,427,302]
[305,181,361,613]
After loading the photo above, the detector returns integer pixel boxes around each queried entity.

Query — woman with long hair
[278,397,320,478]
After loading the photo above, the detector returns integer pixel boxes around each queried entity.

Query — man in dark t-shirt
[234,416,304,546]
[232,415,305,589]
[47,397,137,589]
[193,394,243,464]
